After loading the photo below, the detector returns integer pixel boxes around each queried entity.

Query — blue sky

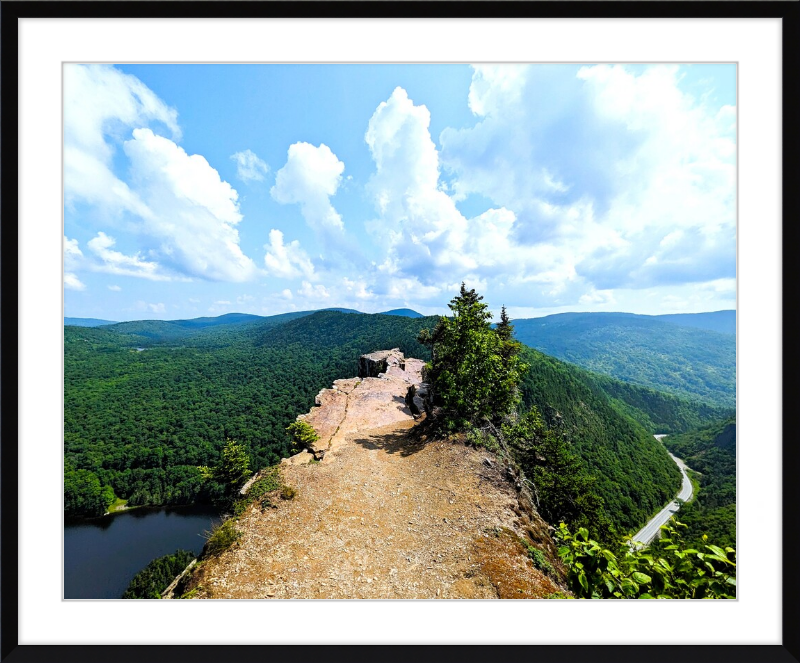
[63,64,736,321]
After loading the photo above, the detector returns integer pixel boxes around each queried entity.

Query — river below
[64,504,220,599]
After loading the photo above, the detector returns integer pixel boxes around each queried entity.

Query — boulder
[358,349,405,378]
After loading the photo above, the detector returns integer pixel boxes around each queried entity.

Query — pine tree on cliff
[496,305,513,341]
[492,305,526,416]
[419,285,526,429]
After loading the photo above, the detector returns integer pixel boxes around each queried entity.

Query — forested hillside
[662,418,736,547]
[518,347,681,532]
[654,310,735,335]
[512,312,736,407]
[65,310,700,535]
[64,312,435,514]
[584,373,733,434]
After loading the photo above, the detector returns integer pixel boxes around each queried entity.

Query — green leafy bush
[203,519,241,556]
[197,439,252,500]
[286,420,319,453]
[556,520,735,599]
[246,468,282,500]
[231,468,283,515]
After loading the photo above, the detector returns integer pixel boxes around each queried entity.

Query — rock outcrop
[286,349,425,464]
[358,348,405,378]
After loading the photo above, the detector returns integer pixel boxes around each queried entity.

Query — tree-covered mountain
[512,312,735,408]
[582,372,733,435]
[654,310,735,335]
[661,417,736,548]
[64,317,118,327]
[65,310,705,535]
[517,346,681,532]
[380,308,424,318]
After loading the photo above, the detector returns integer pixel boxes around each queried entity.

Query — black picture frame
[1,2,796,662]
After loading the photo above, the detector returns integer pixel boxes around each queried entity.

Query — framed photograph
[1,2,796,662]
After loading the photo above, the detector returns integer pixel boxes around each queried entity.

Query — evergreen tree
[198,439,252,499]
[493,305,527,417]
[496,305,513,341]
[421,284,525,429]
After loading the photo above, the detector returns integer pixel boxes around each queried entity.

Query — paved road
[631,434,693,548]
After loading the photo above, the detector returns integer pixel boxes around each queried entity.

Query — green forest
[122,549,195,599]
[65,308,730,537]
[662,417,737,547]
[65,312,434,515]
[512,312,736,408]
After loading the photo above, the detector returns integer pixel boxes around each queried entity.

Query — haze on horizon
[63,63,736,323]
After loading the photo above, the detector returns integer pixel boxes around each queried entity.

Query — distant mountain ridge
[653,310,735,335]
[511,311,735,408]
[64,307,425,332]
[379,308,424,318]
[64,317,118,327]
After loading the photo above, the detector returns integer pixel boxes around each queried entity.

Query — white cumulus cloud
[87,232,172,281]
[271,142,346,244]
[263,229,315,280]
[123,128,258,282]
[63,65,258,284]
[64,273,86,291]
[64,64,179,217]
[231,149,269,183]
[436,64,736,308]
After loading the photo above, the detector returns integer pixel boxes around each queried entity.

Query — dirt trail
[188,356,562,599]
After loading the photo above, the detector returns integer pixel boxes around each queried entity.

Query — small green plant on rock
[286,420,319,453]
[522,540,554,575]
[203,519,241,556]
[280,485,297,500]
[465,424,500,452]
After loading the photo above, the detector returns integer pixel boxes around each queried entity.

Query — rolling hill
[380,308,424,318]
[64,317,118,327]
[654,310,735,335]
[512,312,736,407]
[63,310,710,532]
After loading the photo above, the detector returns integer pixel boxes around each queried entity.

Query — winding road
[631,434,693,548]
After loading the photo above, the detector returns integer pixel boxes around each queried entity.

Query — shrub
[247,468,282,501]
[523,541,554,575]
[465,424,500,452]
[203,519,241,556]
[280,485,297,500]
[286,420,319,452]
[556,519,736,599]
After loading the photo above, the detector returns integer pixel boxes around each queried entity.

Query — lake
[64,504,220,599]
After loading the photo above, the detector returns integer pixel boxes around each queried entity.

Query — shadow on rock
[351,428,431,457]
